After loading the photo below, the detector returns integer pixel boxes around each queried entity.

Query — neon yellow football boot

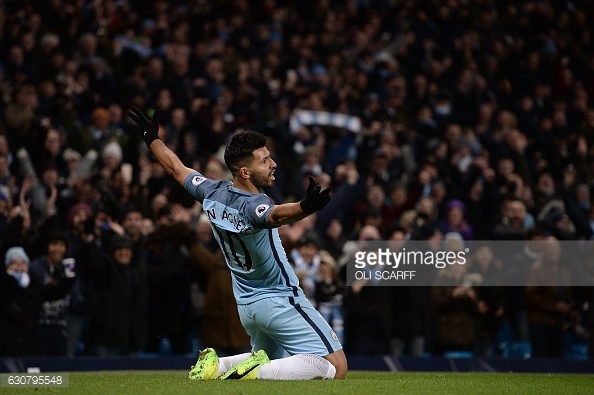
[218,350,270,380]
[188,348,219,380]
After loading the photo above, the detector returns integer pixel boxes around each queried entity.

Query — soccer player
[127,107,347,380]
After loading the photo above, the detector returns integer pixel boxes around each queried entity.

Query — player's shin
[218,352,252,374]
[257,354,336,380]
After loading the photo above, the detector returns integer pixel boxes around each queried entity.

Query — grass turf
[2,370,593,394]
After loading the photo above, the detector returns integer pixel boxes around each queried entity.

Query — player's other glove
[299,176,333,214]
[127,106,161,148]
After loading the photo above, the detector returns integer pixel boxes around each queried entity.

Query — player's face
[249,147,276,188]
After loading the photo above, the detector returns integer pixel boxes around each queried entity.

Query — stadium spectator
[188,233,251,357]
[62,202,97,357]
[492,198,532,240]
[84,235,148,357]
[0,246,73,356]
[431,255,480,356]
[503,227,549,344]
[29,230,75,356]
[290,231,322,305]
[315,250,345,345]
[466,244,507,357]
[524,236,576,358]
[143,207,196,355]
[440,199,474,241]
[351,183,389,233]
[315,160,362,237]
[389,228,432,358]
[343,225,391,355]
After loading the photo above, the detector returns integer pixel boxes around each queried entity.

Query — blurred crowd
[1,0,594,359]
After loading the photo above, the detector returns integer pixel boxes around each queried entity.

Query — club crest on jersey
[191,175,206,186]
[330,330,339,342]
[255,204,270,217]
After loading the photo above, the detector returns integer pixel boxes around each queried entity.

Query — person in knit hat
[0,246,74,356]
[67,202,94,236]
[101,140,123,173]
[4,246,31,287]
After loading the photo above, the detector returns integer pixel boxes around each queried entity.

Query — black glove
[127,106,161,148]
[299,176,333,214]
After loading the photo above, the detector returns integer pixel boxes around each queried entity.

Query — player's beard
[251,171,274,189]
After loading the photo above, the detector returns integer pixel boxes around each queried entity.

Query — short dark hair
[224,130,267,175]
[45,229,68,250]
[122,206,142,219]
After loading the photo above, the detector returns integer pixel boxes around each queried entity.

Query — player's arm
[267,202,308,226]
[148,139,193,186]
[267,176,332,226]
[127,107,193,186]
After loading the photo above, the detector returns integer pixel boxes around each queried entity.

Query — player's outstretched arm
[267,202,308,226]
[267,176,332,226]
[127,106,194,186]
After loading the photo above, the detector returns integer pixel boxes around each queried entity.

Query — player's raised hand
[127,106,161,148]
[300,176,333,214]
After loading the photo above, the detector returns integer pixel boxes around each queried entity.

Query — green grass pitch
[3,370,593,394]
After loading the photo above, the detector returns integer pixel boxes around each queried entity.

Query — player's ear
[239,167,250,179]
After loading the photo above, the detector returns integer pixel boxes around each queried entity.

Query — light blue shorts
[237,294,342,359]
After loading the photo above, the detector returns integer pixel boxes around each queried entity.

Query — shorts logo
[191,175,206,186]
[330,330,339,342]
[255,204,270,217]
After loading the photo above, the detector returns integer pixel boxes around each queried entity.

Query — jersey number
[217,230,253,271]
